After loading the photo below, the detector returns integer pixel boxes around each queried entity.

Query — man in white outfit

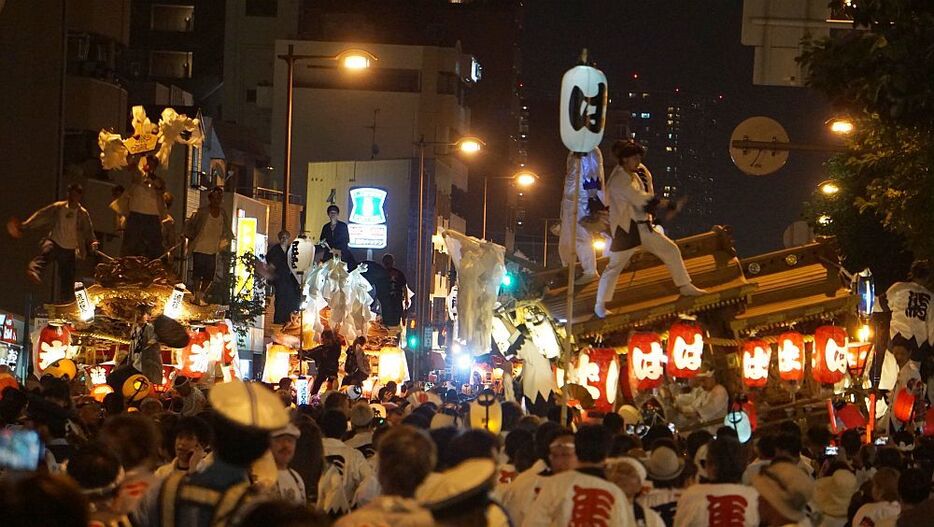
[594,141,706,318]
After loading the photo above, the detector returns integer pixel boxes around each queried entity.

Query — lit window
[665,146,673,152]
[640,112,651,119]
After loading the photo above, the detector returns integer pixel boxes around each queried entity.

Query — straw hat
[813,469,857,518]
[644,445,685,482]
[752,461,815,522]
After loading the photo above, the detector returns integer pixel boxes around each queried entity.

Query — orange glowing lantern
[777,332,805,382]
[378,346,410,385]
[577,348,620,412]
[627,333,665,392]
[90,384,114,402]
[35,322,76,373]
[813,326,848,385]
[207,321,238,365]
[846,342,872,379]
[179,329,211,379]
[667,322,705,380]
[893,388,915,423]
[0,374,18,399]
[741,339,771,388]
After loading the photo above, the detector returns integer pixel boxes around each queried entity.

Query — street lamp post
[413,136,483,378]
[276,45,376,231]
[482,169,539,240]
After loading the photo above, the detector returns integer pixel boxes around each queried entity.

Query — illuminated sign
[235,217,257,299]
[348,187,387,249]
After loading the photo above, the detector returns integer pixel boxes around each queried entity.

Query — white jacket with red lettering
[522,467,634,527]
[674,483,759,527]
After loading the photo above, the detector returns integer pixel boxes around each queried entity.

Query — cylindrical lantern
[627,333,665,392]
[74,282,95,321]
[35,323,75,372]
[777,332,805,382]
[262,343,294,384]
[724,409,752,443]
[179,329,211,379]
[893,388,915,423]
[378,346,410,385]
[667,322,705,379]
[813,326,848,385]
[289,236,317,279]
[576,348,620,412]
[741,339,771,388]
[855,268,874,318]
[469,390,502,434]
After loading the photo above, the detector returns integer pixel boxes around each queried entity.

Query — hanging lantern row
[627,322,706,392]
[738,326,856,387]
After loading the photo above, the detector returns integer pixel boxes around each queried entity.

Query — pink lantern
[813,326,848,385]
[627,333,665,392]
[741,339,771,388]
[666,322,704,380]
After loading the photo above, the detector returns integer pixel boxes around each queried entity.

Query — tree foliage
[799,0,934,271]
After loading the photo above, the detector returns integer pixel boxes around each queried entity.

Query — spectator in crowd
[852,467,901,527]
[498,424,576,526]
[271,423,307,505]
[154,415,212,478]
[316,409,373,515]
[640,442,689,527]
[674,435,759,527]
[68,441,131,526]
[608,456,665,527]
[751,460,815,527]
[0,473,89,527]
[742,433,777,484]
[895,467,932,526]
[344,401,377,459]
[812,468,858,527]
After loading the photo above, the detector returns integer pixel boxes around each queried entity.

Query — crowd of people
[2,369,934,527]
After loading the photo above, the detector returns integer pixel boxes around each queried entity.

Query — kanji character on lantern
[179,330,211,379]
[34,323,78,373]
[577,348,620,412]
[813,326,848,385]
[741,340,771,388]
[777,332,804,382]
[628,333,665,391]
[667,322,704,379]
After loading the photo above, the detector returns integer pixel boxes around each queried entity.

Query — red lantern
[179,329,211,379]
[777,332,804,382]
[153,365,177,393]
[35,323,76,373]
[666,322,704,379]
[627,333,665,392]
[576,348,620,412]
[216,321,238,364]
[813,326,848,384]
[846,342,871,378]
[741,339,771,388]
[893,388,915,423]
[838,404,867,430]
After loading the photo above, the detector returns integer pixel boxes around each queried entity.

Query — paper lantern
[179,329,211,379]
[469,390,502,434]
[576,348,620,412]
[35,323,76,372]
[667,322,704,379]
[813,326,848,385]
[122,373,151,403]
[74,281,95,321]
[724,410,752,443]
[741,339,771,388]
[163,283,187,319]
[777,332,804,382]
[90,384,114,402]
[559,63,608,153]
[289,236,317,279]
[378,346,410,385]
[846,342,871,378]
[44,358,77,380]
[262,343,294,384]
[627,333,665,392]
[893,388,915,423]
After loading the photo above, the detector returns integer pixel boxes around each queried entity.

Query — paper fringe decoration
[301,259,376,344]
[98,106,203,170]
[442,230,506,357]
[559,147,605,266]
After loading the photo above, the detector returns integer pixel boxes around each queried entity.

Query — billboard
[348,187,387,249]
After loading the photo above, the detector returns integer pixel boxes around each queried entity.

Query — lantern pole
[561,153,582,425]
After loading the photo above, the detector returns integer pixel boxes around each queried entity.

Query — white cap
[209,380,289,431]
[272,423,301,438]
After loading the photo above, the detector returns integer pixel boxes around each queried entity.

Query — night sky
[518,1,835,257]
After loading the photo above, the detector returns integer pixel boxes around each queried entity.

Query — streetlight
[483,169,539,239]
[828,118,854,135]
[413,135,483,379]
[818,180,841,196]
[592,238,607,251]
[277,45,378,231]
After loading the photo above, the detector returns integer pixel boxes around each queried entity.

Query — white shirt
[275,467,307,505]
[852,500,900,527]
[674,483,760,527]
[192,211,223,255]
[600,164,654,235]
[128,181,162,216]
[50,204,79,249]
[635,502,667,527]
[345,431,374,452]
[742,459,770,485]
[497,460,549,526]
[522,468,635,527]
[317,437,374,514]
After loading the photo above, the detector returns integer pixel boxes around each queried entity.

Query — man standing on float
[594,140,706,318]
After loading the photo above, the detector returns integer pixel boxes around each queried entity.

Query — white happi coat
[522,468,635,527]
[317,437,374,514]
[673,483,759,527]
[497,460,550,526]
[877,281,934,351]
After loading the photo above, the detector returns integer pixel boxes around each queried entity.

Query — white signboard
[348,224,387,249]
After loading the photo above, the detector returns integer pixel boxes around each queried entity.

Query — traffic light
[501,271,515,291]
[407,333,419,349]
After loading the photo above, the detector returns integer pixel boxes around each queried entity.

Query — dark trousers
[30,239,76,302]
[122,212,164,260]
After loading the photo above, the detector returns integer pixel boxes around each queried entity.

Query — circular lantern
[777,332,805,382]
[179,329,211,379]
[893,388,915,423]
[667,322,705,380]
[122,373,152,403]
[469,389,502,434]
[724,410,753,443]
[288,236,317,278]
[559,63,608,153]
[44,358,77,380]
[90,384,114,402]
[741,339,771,388]
[576,348,620,412]
[36,322,75,372]
[627,333,665,392]
[813,326,848,385]
[378,346,410,385]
